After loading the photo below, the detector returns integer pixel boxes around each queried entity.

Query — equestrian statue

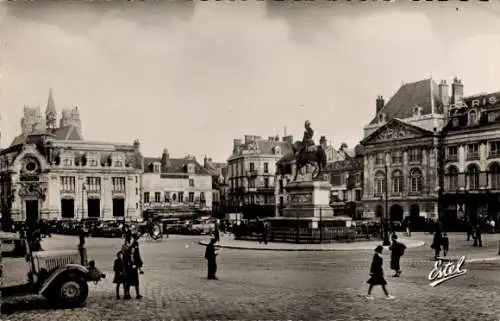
[292,120,327,181]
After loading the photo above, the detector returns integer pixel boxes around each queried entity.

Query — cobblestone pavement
[3,234,500,321]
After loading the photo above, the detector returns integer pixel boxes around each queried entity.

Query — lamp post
[383,164,391,246]
[81,183,86,221]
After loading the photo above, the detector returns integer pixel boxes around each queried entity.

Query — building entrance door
[113,199,125,218]
[87,199,101,218]
[25,200,39,223]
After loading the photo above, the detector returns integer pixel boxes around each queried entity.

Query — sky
[1,0,500,163]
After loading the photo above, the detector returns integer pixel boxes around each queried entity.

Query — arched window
[446,166,459,191]
[391,170,403,193]
[467,164,480,190]
[489,163,500,189]
[409,168,422,193]
[374,171,386,197]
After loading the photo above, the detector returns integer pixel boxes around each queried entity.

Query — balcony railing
[446,154,458,162]
[246,170,258,177]
[488,151,500,159]
[466,153,480,161]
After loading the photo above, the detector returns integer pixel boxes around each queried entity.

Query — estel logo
[428,256,467,287]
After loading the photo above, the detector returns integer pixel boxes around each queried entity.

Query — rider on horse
[297,120,315,158]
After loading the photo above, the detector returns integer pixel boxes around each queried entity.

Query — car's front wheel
[52,274,89,308]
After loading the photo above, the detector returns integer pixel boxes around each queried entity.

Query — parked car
[91,221,123,238]
[1,232,105,308]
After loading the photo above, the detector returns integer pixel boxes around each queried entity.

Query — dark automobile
[91,221,123,238]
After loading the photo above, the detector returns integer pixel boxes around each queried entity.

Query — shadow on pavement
[1,297,74,315]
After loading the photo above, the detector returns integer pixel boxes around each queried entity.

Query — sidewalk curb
[197,240,425,251]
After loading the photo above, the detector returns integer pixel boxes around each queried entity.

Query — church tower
[45,88,57,130]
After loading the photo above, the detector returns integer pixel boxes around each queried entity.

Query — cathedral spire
[46,88,57,130]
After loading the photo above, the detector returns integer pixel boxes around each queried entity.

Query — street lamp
[382,164,390,246]
[81,183,86,221]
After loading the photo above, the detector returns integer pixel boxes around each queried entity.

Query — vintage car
[1,232,105,308]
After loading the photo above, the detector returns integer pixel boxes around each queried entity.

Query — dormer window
[274,146,281,155]
[378,113,386,123]
[413,106,423,117]
[187,164,195,174]
[153,163,160,173]
[468,109,478,125]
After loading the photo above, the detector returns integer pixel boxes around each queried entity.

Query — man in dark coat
[431,230,442,260]
[473,224,483,247]
[130,234,144,274]
[389,234,406,277]
[205,238,219,280]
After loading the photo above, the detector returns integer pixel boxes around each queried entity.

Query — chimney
[204,155,209,168]
[376,95,385,113]
[161,148,170,172]
[244,135,253,144]
[438,80,449,108]
[319,136,327,150]
[268,136,274,141]
[233,139,242,148]
[133,139,140,150]
[451,77,464,105]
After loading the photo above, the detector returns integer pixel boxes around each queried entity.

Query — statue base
[268,180,352,229]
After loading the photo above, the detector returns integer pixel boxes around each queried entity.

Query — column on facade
[126,175,135,219]
[102,177,112,219]
[458,145,466,189]
[479,141,487,171]
[421,148,428,194]
[432,147,439,190]
[402,150,409,198]
[76,176,85,220]
[47,175,60,220]
[10,173,22,221]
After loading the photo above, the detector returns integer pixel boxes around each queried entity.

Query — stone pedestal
[268,179,352,230]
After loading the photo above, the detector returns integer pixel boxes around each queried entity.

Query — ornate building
[142,150,212,217]
[361,78,447,222]
[227,135,292,218]
[441,90,500,225]
[203,156,229,218]
[327,144,364,219]
[0,90,143,228]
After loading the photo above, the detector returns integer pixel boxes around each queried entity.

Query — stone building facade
[203,156,229,218]
[361,78,448,221]
[0,91,143,228]
[227,135,292,218]
[441,90,500,224]
[142,150,212,217]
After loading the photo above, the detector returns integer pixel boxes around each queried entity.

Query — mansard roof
[369,78,442,125]
[143,157,210,175]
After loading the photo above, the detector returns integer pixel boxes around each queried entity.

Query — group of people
[431,230,450,259]
[465,223,484,247]
[366,233,406,300]
[112,233,144,299]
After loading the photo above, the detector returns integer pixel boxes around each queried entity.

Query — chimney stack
[161,148,170,172]
[451,77,464,105]
[283,135,293,145]
[233,139,242,149]
[376,95,385,113]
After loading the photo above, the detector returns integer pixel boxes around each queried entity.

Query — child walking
[113,250,127,299]
[366,245,395,300]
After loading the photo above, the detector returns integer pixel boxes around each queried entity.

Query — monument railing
[235,226,379,244]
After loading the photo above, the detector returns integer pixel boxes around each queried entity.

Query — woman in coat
[366,245,395,300]
[124,245,143,299]
[113,251,126,299]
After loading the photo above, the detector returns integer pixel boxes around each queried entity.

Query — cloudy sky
[1,0,500,162]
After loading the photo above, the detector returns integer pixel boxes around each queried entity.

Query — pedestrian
[124,245,143,299]
[130,234,144,274]
[389,234,406,277]
[205,238,219,280]
[406,218,412,237]
[262,222,268,245]
[213,220,220,243]
[490,219,496,233]
[473,224,483,247]
[113,250,127,299]
[366,245,395,300]
[124,225,132,245]
[78,227,87,265]
[466,221,473,241]
[441,232,449,256]
[431,230,442,260]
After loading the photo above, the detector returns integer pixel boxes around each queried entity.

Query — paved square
[3,233,500,321]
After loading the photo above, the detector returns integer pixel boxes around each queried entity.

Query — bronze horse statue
[291,141,327,181]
